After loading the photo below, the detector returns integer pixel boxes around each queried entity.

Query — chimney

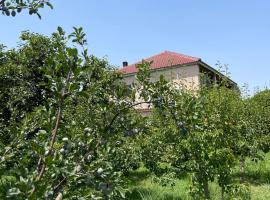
[122,61,128,67]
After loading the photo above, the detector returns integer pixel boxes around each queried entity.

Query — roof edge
[121,61,201,77]
[198,60,238,86]
[119,50,200,70]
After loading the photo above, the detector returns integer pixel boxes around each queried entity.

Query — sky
[1,0,270,93]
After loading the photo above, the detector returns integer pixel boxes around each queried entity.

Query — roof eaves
[198,60,238,86]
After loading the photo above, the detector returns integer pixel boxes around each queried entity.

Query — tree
[0,0,53,18]
[134,62,252,199]
[249,90,270,153]
[0,31,57,146]
[0,27,144,199]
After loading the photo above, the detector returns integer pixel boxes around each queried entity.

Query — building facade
[119,51,237,114]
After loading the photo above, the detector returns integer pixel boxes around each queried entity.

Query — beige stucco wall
[123,64,200,89]
[122,64,200,111]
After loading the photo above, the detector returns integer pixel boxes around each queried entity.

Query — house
[119,51,237,114]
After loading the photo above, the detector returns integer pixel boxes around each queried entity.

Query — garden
[1,1,270,199]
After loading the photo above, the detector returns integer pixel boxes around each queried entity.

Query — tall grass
[127,152,270,200]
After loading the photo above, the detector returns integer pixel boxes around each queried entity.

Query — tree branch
[105,100,151,132]
[30,68,73,196]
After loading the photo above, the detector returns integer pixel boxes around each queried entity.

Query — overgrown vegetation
[1,2,270,198]
[127,152,270,200]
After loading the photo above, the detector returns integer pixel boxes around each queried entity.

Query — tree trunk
[29,69,72,197]
[221,186,225,200]
[203,180,210,199]
[240,155,245,183]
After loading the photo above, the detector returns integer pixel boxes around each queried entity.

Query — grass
[126,153,270,200]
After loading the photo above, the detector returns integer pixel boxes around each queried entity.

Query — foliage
[0,0,53,18]
[133,62,270,199]
[0,27,143,199]
[0,29,269,199]
[127,153,270,200]
[248,90,270,153]
[0,31,57,146]
[1,0,269,199]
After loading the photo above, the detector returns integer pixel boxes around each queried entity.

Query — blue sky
[1,0,270,92]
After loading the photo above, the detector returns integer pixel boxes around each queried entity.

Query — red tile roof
[119,51,200,74]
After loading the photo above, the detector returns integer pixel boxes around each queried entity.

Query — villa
[119,51,237,114]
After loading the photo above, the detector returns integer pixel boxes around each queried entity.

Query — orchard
[1,1,270,199]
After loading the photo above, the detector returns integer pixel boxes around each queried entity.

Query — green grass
[126,153,270,200]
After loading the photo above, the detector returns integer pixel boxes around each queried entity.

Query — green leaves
[135,73,263,199]
[1,0,53,19]
[0,25,268,199]
[69,27,87,46]
[0,27,143,199]
[46,1,53,9]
